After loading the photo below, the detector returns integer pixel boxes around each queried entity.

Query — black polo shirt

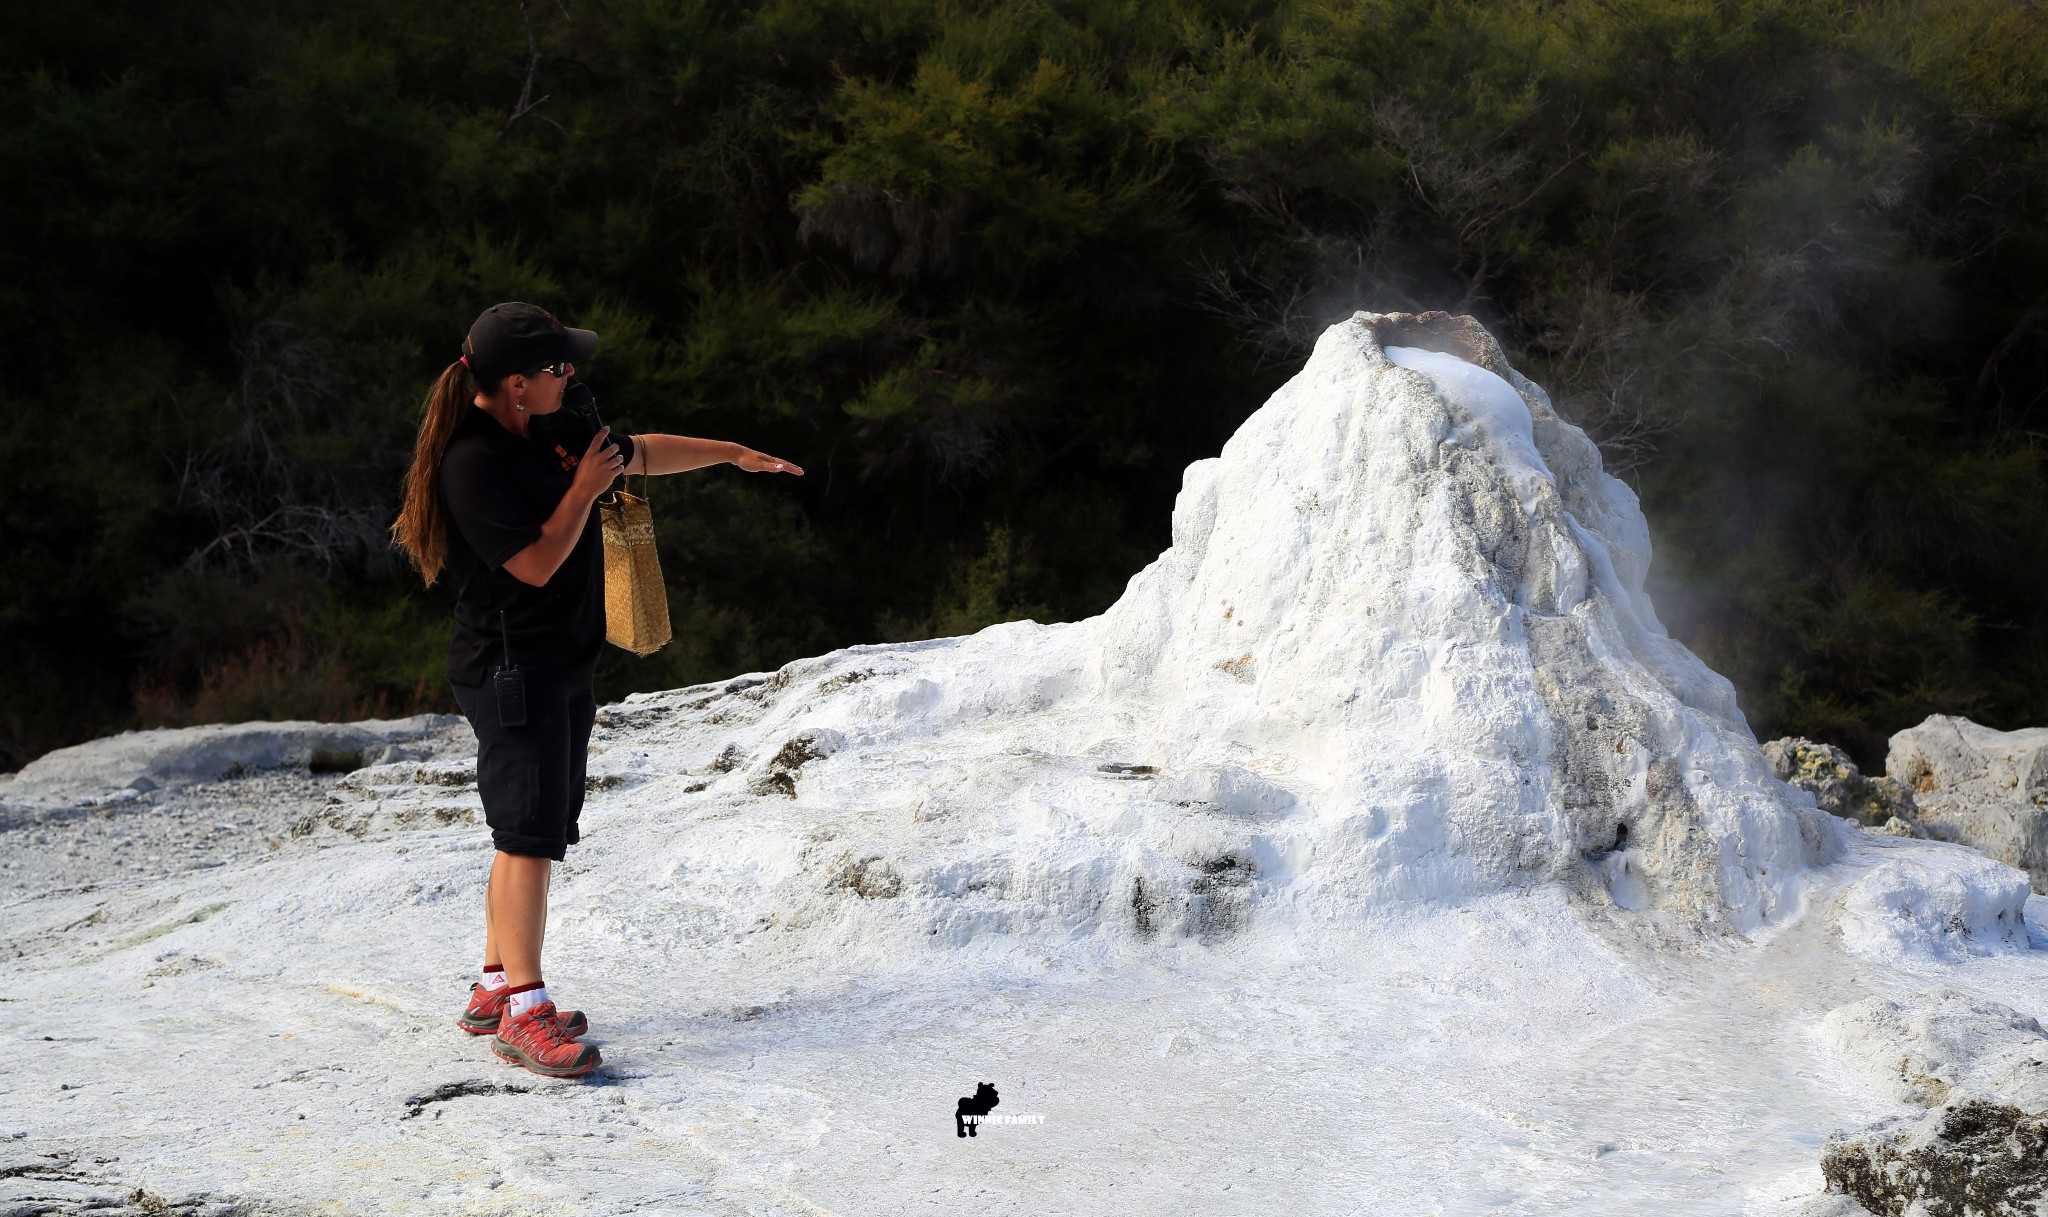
[438,406,635,687]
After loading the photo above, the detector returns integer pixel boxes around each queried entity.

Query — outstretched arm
[625,434,803,477]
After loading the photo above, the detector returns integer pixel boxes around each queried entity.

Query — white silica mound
[1087,313,1842,938]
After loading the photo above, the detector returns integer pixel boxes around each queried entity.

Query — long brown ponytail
[391,361,477,586]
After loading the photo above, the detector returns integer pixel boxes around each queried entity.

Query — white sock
[482,966,508,991]
[507,985,550,1019]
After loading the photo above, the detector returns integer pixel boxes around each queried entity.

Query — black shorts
[451,676,597,861]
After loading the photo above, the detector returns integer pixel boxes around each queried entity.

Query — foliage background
[4,0,2044,771]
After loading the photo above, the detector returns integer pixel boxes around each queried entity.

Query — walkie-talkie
[564,383,625,492]
[492,609,527,728]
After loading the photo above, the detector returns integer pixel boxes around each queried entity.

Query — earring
[515,395,526,413]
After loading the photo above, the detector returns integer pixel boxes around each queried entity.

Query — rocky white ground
[3,312,2044,1217]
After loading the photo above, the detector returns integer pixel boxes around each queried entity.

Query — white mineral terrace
[3,312,2042,1216]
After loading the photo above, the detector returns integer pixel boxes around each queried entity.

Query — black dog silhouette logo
[954,1082,999,1137]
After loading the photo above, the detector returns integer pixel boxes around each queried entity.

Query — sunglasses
[538,360,573,378]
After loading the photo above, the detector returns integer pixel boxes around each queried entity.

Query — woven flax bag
[597,470,671,655]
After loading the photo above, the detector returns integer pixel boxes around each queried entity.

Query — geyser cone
[1087,311,1840,934]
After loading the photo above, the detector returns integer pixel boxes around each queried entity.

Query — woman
[390,302,802,1078]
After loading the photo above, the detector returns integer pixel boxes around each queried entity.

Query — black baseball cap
[460,302,599,380]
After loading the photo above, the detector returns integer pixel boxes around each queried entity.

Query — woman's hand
[501,427,623,587]
[734,447,803,475]
[571,426,627,501]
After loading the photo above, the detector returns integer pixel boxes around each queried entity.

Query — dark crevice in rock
[1131,876,1157,938]
[400,1078,532,1120]
[1190,852,1256,940]
[1096,762,1158,779]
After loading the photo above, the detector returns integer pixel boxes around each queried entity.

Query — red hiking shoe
[457,983,589,1038]
[492,1000,602,1078]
